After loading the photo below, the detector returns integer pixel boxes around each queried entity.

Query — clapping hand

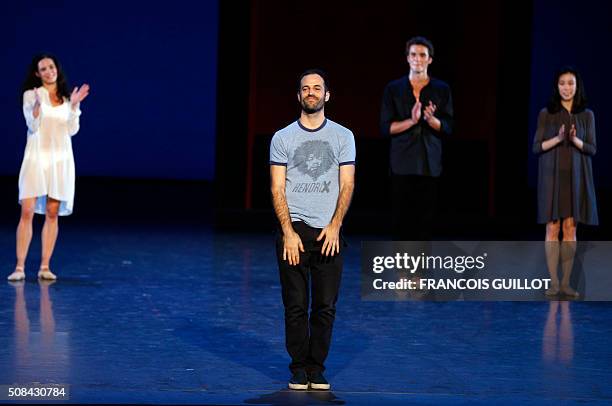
[411,99,422,122]
[33,87,41,107]
[70,84,90,109]
[569,124,576,140]
[556,124,566,144]
[568,123,583,149]
[30,87,42,118]
[423,101,437,122]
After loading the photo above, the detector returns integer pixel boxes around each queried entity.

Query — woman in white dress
[8,54,90,281]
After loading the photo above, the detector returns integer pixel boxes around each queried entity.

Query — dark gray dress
[532,108,598,225]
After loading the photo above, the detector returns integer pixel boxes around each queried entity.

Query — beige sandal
[38,266,57,280]
[8,266,26,281]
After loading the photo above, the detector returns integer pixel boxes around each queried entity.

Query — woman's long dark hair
[21,54,70,101]
[547,66,587,114]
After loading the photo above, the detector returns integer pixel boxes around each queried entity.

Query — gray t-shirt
[270,118,356,228]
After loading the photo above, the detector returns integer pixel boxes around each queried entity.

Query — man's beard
[301,97,325,114]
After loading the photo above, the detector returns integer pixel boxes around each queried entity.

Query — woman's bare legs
[9,198,36,280]
[544,221,561,295]
[39,198,60,280]
[560,217,578,297]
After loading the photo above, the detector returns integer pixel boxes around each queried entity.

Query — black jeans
[391,174,438,241]
[276,221,343,374]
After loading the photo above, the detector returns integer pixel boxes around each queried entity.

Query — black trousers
[391,174,438,241]
[276,221,343,374]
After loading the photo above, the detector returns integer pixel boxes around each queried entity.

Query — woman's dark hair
[21,54,70,101]
[547,66,587,114]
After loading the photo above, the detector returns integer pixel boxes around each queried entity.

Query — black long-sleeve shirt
[380,76,453,177]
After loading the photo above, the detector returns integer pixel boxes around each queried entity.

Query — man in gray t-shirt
[270,69,355,391]
[270,119,356,228]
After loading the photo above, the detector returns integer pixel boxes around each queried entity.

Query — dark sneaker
[288,370,309,390]
[308,371,330,390]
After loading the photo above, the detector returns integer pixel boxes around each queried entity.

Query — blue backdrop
[0,1,218,180]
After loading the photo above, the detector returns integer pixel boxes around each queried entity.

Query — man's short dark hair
[405,36,434,58]
[298,68,329,92]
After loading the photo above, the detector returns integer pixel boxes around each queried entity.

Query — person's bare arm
[317,164,355,256]
[389,101,422,135]
[271,165,303,265]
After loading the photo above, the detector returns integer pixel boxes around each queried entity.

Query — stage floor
[1,223,611,405]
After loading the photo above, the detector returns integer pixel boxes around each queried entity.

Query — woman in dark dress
[532,67,598,298]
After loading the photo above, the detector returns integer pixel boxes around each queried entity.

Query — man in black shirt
[380,36,453,241]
